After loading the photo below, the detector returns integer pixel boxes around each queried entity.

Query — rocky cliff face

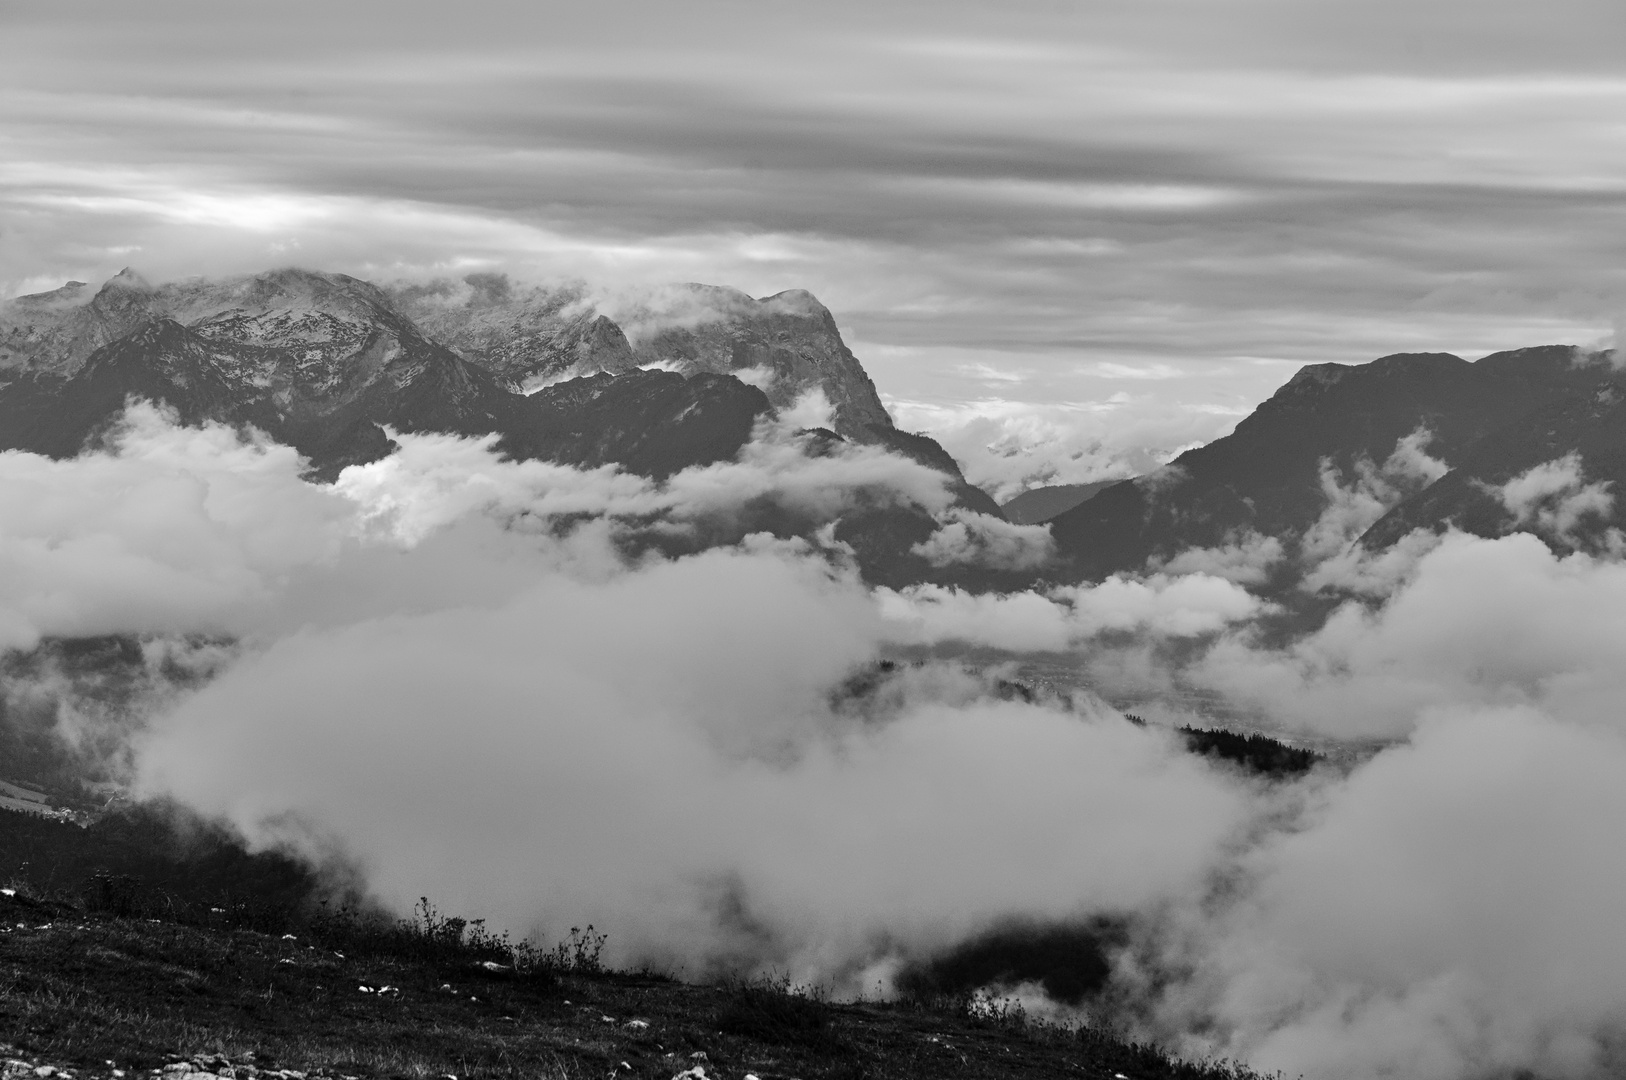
[616,284,895,438]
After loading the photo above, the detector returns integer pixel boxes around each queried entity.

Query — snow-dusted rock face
[0,270,163,377]
[6,269,898,442]
[391,277,894,441]
[615,283,894,440]
[389,275,639,392]
[1,267,464,409]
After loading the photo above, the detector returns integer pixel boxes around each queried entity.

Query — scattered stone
[624,1019,649,1031]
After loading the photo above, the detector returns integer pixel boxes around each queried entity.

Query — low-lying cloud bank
[7,407,1626,1078]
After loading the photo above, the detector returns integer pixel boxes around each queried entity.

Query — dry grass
[0,886,1273,1080]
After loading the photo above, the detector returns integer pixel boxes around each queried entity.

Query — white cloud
[910,509,1054,570]
[877,571,1265,651]
[133,541,1252,985]
[0,402,352,648]
[1142,706,1626,1080]
[881,395,1222,503]
[1154,532,1285,586]
[1299,428,1448,567]
[1488,452,1616,548]
[1192,531,1626,741]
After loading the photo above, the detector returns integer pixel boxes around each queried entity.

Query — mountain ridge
[0,267,1006,587]
[1049,343,1626,584]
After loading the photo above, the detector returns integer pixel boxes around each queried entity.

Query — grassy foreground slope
[0,882,1268,1080]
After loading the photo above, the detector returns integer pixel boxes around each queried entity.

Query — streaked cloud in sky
[4,0,1625,489]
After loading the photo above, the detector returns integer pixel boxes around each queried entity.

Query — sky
[4,0,1626,486]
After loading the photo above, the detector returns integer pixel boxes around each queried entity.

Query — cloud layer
[14,406,1626,1078]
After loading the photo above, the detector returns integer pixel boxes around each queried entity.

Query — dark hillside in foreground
[0,885,1269,1080]
[0,805,318,919]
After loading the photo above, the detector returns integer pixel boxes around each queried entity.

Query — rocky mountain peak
[387,276,899,439]
[614,283,893,440]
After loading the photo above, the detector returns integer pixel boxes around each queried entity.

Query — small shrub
[546,924,607,974]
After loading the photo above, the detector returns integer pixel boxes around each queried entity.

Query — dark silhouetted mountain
[1360,347,1626,551]
[1001,481,1119,525]
[497,370,771,480]
[1050,345,1622,580]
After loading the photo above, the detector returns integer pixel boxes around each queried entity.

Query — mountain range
[0,268,1002,587]
[4,266,1621,595]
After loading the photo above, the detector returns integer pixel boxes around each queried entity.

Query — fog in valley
[0,385,1619,1079]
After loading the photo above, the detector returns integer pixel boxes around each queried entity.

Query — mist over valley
[1,264,1624,1079]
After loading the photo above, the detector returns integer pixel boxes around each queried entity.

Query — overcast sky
[4,0,1625,488]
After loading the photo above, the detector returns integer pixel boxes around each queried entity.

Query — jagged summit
[610,282,893,438]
